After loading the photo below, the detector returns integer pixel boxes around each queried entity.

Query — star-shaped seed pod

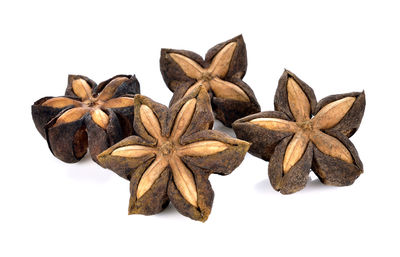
[160,35,260,127]
[98,86,250,221]
[233,70,365,194]
[32,74,140,164]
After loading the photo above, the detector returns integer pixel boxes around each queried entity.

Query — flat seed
[169,156,198,207]
[169,53,204,79]
[91,109,109,129]
[72,78,92,100]
[97,77,129,101]
[250,118,298,133]
[42,97,80,108]
[171,99,197,142]
[310,130,353,163]
[178,140,228,156]
[111,145,155,158]
[209,77,250,102]
[140,105,163,141]
[102,97,135,108]
[287,77,311,122]
[208,42,237,77]
[312,97,356,129]
[136,156,168,199]
[53,107,88,127]
[283,132,309,173]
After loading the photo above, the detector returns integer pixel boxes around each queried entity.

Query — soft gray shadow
[254,179,277,194]
[65,154,113,183]
[213,120,236,137]
[77,153,94,164]
[156,203,181,217]
[302,178,338,193]
[254,176,336,194]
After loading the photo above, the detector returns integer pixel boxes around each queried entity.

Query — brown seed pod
[160,35,260,127]
[32,74,140,165]
[233,70,365,194]
[98,86,250,222]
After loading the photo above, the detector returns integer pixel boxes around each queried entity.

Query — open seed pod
[233,70,365,194]
[98,86,250,222]
[32,74,140,165]
[160,35,260,127]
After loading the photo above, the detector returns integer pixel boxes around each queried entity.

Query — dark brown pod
[233,70,365,194]
[160,35,260,127]
[98,85,250,222]
[32,74,140,165]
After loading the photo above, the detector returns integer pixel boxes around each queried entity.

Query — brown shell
[233,70,365,194]
[159,35,260,127]
[98,86,250,221]
[32,74,140,165]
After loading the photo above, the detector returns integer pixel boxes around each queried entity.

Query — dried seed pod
[98,86,250,222]
[32,74,140,165]
[160,35,260,127]
[233,70,365,194]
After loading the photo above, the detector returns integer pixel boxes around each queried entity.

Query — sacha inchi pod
[32,75,140,165]
[160,35,260,127]
[98,86,250,222]
[233,70,365,194]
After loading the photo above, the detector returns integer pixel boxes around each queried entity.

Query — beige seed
[53,107,88,127]
[102,97,135,109]
[140,105,164,141]
[169,156,198,207]
[178,140,228,156]
[310,130,353,163]
[250,118,298,133]
[312,97,356,130]
[208,42,237,77]
[169,53,204,79]
[72,78,92,100]
[209,77,250,102]
[42,97,80,108]
[91,109,109,129]
[287,77,311,122]
[136,156,169,199]
[111,145,155,158]
[97,77,129,102]
[283,132,309,173]
[171,99,197,142]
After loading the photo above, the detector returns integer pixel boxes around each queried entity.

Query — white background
[1,0,399,256]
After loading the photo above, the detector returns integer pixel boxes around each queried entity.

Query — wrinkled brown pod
[32,74,140,165]
[98,86,250,222]
[233,70,365,194]
[160,35,260,127]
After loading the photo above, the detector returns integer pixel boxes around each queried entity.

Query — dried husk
[233,70,365,194]
[32,74,140,164]
[98,86,250,221]
[160,35,260,127]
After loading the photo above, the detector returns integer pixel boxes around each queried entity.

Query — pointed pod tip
[234,34,243,40]
[197,84,208,96]
[134,94,148,104]
[96,153,106,165]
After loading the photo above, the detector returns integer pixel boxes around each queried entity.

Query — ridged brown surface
[233,70,366,194]
[98,86,250,222]
[32,74,140,165]
[160,35,260,127]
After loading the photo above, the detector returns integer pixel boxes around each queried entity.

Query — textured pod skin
[32,74,140,165]
[160,35,260,127]
[98,86,250,222]
[233,70,366,194]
